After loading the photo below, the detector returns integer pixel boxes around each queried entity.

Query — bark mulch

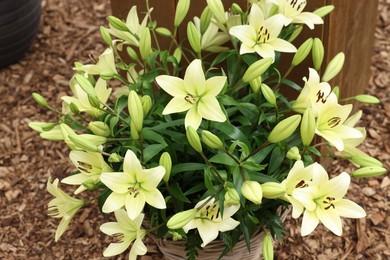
[0,0,389,259]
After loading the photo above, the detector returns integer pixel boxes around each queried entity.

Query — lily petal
[198,97,226,122]
[197,219,220,247]
[335,199,366,218]
[301,210,319,236]
[155,75,186,97]
[184,59,206,96]
[317,207,343,236]
[143,189,166,209]
[138,167,165,190]
[102,192,127,213]
[162,97,193,114]
[185,106,202,129]
[100,172,132,193]
[125,193,146,220]
[103,238,132,257]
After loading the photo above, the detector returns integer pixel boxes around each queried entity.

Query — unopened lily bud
[322,52,345,82]
[313,5,335,18]
[261,83,277,106]
[128,90,144,133]
[130,120,139,140]
[108,153,124,163]
[172,232,183,241]
[108,16,129,32]
[292,38,313,66]
[88,121,111,137]
[187,21,201,54]
[262,233,274,260]
[354,95,380,104]
[174,0,190,27]
[287,147,301,161]
[351,166,387,178]
[126,47,138,61]
[155,27,172,37]
[68,134,100,152]
[75,74,97,98]
[139,28,152,61]
[332,86,340,100]
[29,122,57,132]
[350,155,383,167]
[40,127,64,141]
[88,95,101,108]
[200,6,212,34]
[100,71,115,80]
[289,25,303,42]
[268,115,302,143]
[32,92,49,107]
[81,179,97,190]
[160,152,172,182]
[312,38,324,71]
[224,187,240,206]
[241,180,263,204]
[167,209,197,229]
[173,47,182,63]
[141,95,152,116]
[300,108,315,146]
[261,182,285,199]
[242,58,273,82]
[250,76,262,94]
[231,3,243,14]
[206,0,226,24]
[201,130,223,149]
[69,102,80,114]
[100,26,112,46]
[186,126,202,153]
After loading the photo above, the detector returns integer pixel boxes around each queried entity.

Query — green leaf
[171,163,206,176]
[142,128,167,145]
[241,161,267,172]
[209,153,238,166]
[268,146,285,175]
[204,167,215,192]
[143,144,167,162]
[252,144,276,164]
[183,183,205,196]
[169,182,190,203]
[115,95,128,115]
[212,122,250,147]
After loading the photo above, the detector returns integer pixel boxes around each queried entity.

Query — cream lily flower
[270,0,323,29]
[62,151,113,194]
[292,170,366,236]
[60,123,107,151]
[182,197,240,247]
[193,17,230,53]
[47,178,84,241]
[229,4,296,60]
[62,77,112,118]
[156,59,227,129]
[75,48,117,76]
[100,209,147,260]
[100,149,166,220]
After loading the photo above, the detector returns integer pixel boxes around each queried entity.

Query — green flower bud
[159,152,172,182]
[88,121,111,137]
[312,38,324,71]
[260,83,277,106]
[200,6,212,34]
[241,180,263,204]
[262,233,274,260]
[81,179,97,190]
[224,187,240,206]
[322,52,345,82]
[88,96,101,108]
[174,0,190,27]
[206,0,226,25]
[289,25,303,42]
[167,209,197,229]
[139,28,152,61]
[250,76,262,94]
[261,182,285,199]
[128,90,144,133]
[231,3,243,14]
[141,95,152,116]
[350,155,383,167]
[292,38,313,66]
[186,126,202,153]
[32,92,48,107]
[313,5,335,18]
[40,128,64,141]
[130,120,139,140]
[155,27,172,37]
[172,232,183,241]
[108,16,129,32]
[126,46,139,61]
[242,58,273,83]
[173,47,182,63]
[268,115,302,143]
[100,26,112,46]
[201,130,223,149]
[300,108,315,146]
[108,153,124,163]
[69,102,80,114]
[100,71,115,80]
[354,95,380,104]
[74,74,97,98]
[187,21,201,54]
[351,166,387,178]
[286,147,301,161]
[332,86,340,100]
[68,134,100,153]
[28,122,57,133]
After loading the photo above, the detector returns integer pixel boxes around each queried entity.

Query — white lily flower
[75,48,117,76]
[156,59,227,130]
[47,178,84,241]
[60,123,107,151]
[229,4,296,60]
[270,0,323,29]
[100,209,147,260]
[292,170,366,236]
[100,150,166,220]
[182,197,240,247]
[62,151,113,194]
[193,17,230,53]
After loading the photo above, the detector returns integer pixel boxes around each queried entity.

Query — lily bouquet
[30,0,387,259]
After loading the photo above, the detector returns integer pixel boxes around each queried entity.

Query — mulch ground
[0,0,389,259]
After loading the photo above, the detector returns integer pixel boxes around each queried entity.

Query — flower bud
[88,95,101,108]
[167,209,197,229]
[69,102,80,114]
[260,83,276,106]
[155,27,172,37]
[289,25,303,42]
[139,28,152,61]
[187,21,201,54]
[160,152,172,182]
[126,46,139,61]
[29,122,57,133]
[174,0,190,27]
[231,3,243,14]
[88,121,111,137]
[141,95,152,116]
[242,58,273,82]
[200,6,212,34]
[312,38,324,71]
[351,166,387,178]
[322,52,345,82]
[350,155,383,167]
[108,16,129,32]
[332,86,340,100]
[292,38,313,67]
[201,130,223,149]
[108,153,124,163]
[100,71,115,80]
[40,127,64,141]
[261,182,285,199]
[268,115,302,143]
[68,134,100,153]
[286,147,301,161]
[81,179,97,190]
[173,47,182,63]
[74,74,97,98]
[206,0,226,25]
[241,180,263,204]
[130,120,139,140]
[313,5,335,18]
[100,26,112,46]
[262,233,274,260]
[224,187,240,206]
[32,92,48,107]
[128,90,144,133]
[300,108,315,146]
[250,76,262,94]
[354,95,380,104]
[186,126,202,153]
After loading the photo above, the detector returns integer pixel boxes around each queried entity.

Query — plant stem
[242,141,270,162]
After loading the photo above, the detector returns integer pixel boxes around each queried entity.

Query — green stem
[242,141,270,162]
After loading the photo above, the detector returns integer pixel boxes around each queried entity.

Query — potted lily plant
[30,0,387,259]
